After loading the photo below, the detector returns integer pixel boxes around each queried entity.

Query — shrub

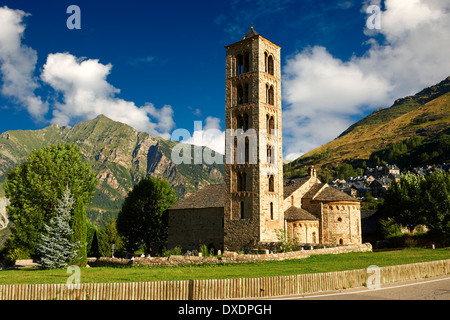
[162,246,182,257]
[200,244,209,257]
[3,247,30,267]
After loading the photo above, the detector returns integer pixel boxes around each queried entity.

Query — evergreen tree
[90,230,100,258]
[99,216,124,257]
[37,187,80,269]
[71,197,87,266]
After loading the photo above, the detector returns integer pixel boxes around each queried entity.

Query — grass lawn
[0,248,449,285]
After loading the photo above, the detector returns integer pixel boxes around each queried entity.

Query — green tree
[336,163,355,179]
[421,171,450,237]
[117,177,177,253]
[4,143,98,257]
[98,216,124,257]
[380,171,450,237]
[37,187,80,269]
[71,197,87,266]
[89,230,100,258]
[380,174,425,232]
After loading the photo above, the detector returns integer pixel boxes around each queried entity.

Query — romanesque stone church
[168,28,361,252]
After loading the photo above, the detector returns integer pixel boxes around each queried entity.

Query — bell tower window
[268,55,274,75]
[236,52,251,75]
[236,82,250,105]
[268,175,274,192]
[266,84,274,105]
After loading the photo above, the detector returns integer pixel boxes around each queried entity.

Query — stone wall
[88,243,372,267]
[167,207,224,252]
[322,201,362,245]
[286,220,319,244]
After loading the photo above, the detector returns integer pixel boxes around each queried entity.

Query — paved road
[272,275,450,300]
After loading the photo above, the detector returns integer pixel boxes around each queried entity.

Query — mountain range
[0,76,449,225]
[0,115,224,225]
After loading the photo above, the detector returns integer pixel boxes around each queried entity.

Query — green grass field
[0,248,449,285]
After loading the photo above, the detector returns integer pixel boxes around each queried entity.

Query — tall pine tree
[71,197,87,266]
[37,187,80,269]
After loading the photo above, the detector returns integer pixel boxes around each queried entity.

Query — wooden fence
[0,259,449,300]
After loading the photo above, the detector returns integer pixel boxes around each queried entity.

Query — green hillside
[284,76,450,179]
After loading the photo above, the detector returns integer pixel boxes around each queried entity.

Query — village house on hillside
[330,163,450,199]
[167,29,362,252]
[330,164,401,198]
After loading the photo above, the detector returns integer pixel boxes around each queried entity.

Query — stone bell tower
[223,28,284,250]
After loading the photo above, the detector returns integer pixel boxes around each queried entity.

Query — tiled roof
[314,185,359,202]
[303,182,325,199]
[169,184,225,210]
[284,206,318,221]
[283,177,310,199]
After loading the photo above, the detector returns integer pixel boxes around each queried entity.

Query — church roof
[169,184,225,210]
[284,206,318,221]
[283,177,310,198]
[242,27,259,40]
[314,185,359,202]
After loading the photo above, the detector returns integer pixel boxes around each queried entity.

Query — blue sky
[0,0,449,160]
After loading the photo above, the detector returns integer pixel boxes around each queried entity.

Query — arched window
[236,171,247,192]
[240,201,245,219]
[245,137,249,163]
[236,52,250,75]
[244,83,249,103]
[270,202,274,220]
[268,175,274,192]
[268,116,275,134]
[244,52,250,73]
[291,195,294,206]
[267,145,272,164]
[233,136,237,164]
[264,52,268,73]
[236,54,244,75]
[268,85,274,105]
[243,113,249,131]
[268,55,274,75]
[237,85,244,105]
[237,82,250,105]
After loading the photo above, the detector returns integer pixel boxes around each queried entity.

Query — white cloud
[185,116,225,155]
[0,6,48,120]
[0,6,174,138]
[282,0,450,160]
[41,52,175,138]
